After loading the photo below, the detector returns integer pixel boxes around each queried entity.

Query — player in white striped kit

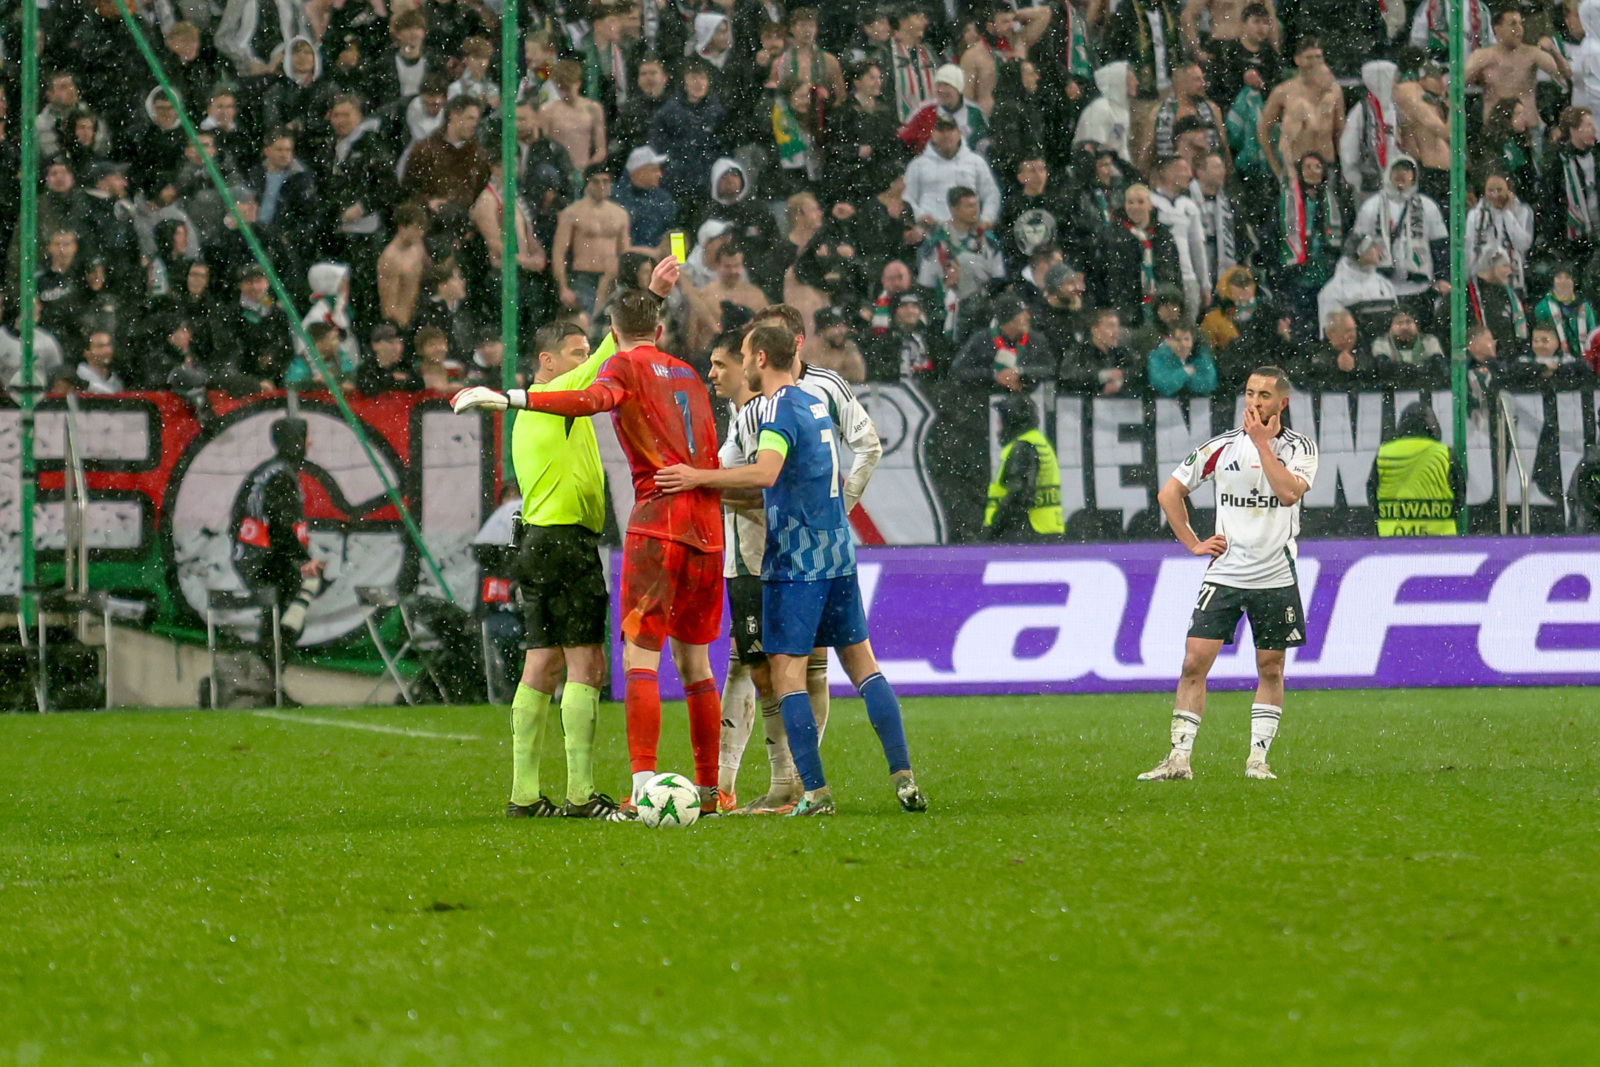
[1141,366,1319,781]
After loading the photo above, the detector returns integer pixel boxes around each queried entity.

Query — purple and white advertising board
[617,537,1600,698]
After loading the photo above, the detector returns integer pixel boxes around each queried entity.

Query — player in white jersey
[715,307,883,813]
[1140,366,1319,782]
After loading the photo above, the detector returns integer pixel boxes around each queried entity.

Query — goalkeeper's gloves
[452,387,528,414]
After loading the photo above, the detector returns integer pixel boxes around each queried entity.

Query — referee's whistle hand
[656,464,698,493]
[1191,535,1227,558]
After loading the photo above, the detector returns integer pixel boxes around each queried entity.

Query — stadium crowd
[5,0,1600,418]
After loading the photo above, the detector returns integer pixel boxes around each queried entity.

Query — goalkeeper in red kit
[453,271,725,821]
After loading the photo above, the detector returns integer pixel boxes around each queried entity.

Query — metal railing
[61,396,89,608]
[1496,393,1531,536]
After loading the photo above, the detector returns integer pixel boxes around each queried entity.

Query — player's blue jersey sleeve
[757,394,800,452]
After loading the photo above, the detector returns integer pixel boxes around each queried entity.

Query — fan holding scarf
[1351,157,1448,327]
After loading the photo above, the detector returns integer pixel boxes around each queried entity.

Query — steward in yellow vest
[1368,402,1462,536]
[984,393,1065,541]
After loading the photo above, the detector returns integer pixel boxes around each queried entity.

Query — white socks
[718,659,757,794]
[806,649,831,743]
[762,692,800,790]
[1249,704,1282,762]
[1170,711,1201,758]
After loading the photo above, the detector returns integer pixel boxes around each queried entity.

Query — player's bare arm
[1243,405,1309,504]
[658,449,783,493]
[1158,476,1226,557]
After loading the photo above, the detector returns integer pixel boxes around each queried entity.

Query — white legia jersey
[721,399,766,578]
[1171,427,1319,590]
[797,364,881,509]
[721,364,884,579]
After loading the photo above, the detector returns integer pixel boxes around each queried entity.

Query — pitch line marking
[252,710,483,741]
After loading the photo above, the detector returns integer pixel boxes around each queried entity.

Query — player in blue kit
[657,325,928,817]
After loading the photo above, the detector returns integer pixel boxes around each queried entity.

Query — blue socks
[859,672,910,774]
[781,672,911,790]
[780,690,825,790]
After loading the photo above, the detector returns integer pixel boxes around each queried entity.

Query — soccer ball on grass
[638,773,701,828]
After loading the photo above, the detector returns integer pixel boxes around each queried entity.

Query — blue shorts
[762,576,869,656]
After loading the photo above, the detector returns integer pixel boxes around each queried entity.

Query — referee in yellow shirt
[453,258,678,818]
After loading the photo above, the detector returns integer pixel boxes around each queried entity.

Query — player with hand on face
[454,255,726,821]
[658,326,925,816]
[1141,366,1318,782]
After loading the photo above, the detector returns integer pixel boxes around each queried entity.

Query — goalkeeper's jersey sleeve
[512,335,616,533]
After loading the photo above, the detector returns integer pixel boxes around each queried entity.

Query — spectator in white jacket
[1148,155,1209,323]
[1074,61,1135,164]
[215,0,311,79]
[1351,157,1449,325]
[1319,232,1399,337]
[904,119,1002,226]
[1570,0,1600,113]
[1339,60,1401,203]
[1464,170,1535,292]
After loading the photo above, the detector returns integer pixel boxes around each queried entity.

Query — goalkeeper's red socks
[625,669,661,792]
[683,677,721,789]
[625,669,720,795]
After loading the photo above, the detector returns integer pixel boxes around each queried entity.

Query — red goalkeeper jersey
[519,344,723,551]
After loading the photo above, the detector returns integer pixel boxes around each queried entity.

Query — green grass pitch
[2,689,1598,1065]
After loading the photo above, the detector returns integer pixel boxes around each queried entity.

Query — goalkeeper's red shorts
[618,534,724,650]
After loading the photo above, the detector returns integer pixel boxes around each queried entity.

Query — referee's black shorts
[514,523,608,649]
[1187,581,1306,651]
[727,574,766,665]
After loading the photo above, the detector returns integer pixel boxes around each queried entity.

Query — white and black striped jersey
[1170,427,1319,590]
[797,364,881,510]
[719,364,883,579]
[720,399,766,578]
